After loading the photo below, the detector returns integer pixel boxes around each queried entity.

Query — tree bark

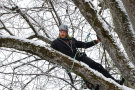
[104,0,135,69]
[121,0,135,32]
[72,0,135,87]
[0,35,127,90]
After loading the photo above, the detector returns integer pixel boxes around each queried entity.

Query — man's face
[59,30,68,38]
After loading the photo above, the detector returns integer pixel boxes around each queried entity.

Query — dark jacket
[51,37,99,60]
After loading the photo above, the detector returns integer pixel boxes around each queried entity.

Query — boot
[115,78,125,85]
[96,65,125,85]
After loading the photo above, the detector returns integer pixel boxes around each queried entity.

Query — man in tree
[51,24,125,88]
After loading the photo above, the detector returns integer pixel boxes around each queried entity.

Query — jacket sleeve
[74,38,99,48]
[51,41,59,50]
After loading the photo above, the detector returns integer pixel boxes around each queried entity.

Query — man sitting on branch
[51,24,125,89]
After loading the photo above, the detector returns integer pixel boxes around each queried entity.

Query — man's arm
[51,41,58,50]
[74,38,100,48]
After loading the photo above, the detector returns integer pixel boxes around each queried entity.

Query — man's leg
[81,56,113,78]
[81,56,124,85]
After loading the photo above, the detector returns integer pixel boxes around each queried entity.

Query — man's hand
[97,35,101,42]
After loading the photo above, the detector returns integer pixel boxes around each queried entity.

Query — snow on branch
[0,35,133,90]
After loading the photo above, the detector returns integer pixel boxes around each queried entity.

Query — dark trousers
[80,56,116,81]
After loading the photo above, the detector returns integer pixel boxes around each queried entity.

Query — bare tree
[0,0,135,90]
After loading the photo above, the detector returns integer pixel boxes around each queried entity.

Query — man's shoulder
[52,38,61,44]
[52,38,58,42]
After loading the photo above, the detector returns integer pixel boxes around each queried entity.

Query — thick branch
[121,0,135,32]
[0,35,128,90]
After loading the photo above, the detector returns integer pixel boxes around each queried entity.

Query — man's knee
[84,57,104,70]
[96,64,104,69]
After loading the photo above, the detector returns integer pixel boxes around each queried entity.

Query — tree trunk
[104,0,135,68]
[104,0,135,87]
[121,0,135,32]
